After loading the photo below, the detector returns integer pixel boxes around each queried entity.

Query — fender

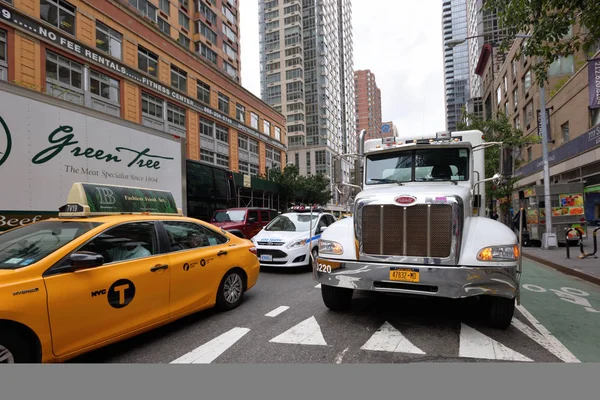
[458,216,519,267]
[317,217,357,260]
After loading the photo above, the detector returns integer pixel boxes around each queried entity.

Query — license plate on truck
[389,267,419,282]
[260,254,273,262]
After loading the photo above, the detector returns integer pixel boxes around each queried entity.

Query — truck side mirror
[500,147,513,177]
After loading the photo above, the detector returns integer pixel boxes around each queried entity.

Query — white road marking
[335,347,349,364]
[459,323,533,362]
[269,316,327,345]
[170,327,250,364]
[360,322,426,355]
[511,318,575,363]
[265,306,289,317]
[516,304,580,363]
[315,284,321,288]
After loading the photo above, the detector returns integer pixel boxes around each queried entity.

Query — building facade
[258,0,356,206]
[354,69,382,140]
[0,0,286,180]
[480,27,600,224]
[442,0,470,131]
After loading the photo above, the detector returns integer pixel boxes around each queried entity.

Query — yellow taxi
[0,182,260,363]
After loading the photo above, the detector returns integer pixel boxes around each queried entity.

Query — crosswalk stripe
[360,321,426,354]
[459,323,533,362]
[269,316,327,345]
[170,327,250,364]
[511,318,573,363]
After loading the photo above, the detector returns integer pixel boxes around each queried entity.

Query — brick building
[354,69,382,140]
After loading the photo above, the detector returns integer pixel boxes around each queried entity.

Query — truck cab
[315,130,521,329]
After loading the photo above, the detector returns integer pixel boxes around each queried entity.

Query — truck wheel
[485,296,515,329]
[0,331,31,363]
[321,284,353,311]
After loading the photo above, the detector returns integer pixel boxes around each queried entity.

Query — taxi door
[42,221,171,358]
[159,220,232,317]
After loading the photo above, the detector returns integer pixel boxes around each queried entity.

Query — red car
[211,208,278,239]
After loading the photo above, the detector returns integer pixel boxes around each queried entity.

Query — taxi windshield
[0,221,102,270]
[265,214,318,232]
[213,210,246,222]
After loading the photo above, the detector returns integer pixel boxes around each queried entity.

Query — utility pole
[539,73,556,249]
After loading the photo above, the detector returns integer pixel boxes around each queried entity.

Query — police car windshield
[265,213,319,232]
[213,210,246,223]
[0,221,101,270]
[366,148,470,184]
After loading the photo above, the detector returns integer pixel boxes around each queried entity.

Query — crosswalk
[168,310,580,364]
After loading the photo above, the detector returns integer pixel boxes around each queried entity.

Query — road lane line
[459,323,532,362]
[265,306,289,317]
[511,318,576,363]
[515,304,580,363]
[170,327,250,364]
[335,348,349,364]
[269,316,327,345]
[360,322,426,354]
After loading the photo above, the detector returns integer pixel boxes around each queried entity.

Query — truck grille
[361,204,453,258]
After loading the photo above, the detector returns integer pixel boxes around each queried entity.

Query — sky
[239,0,447,136]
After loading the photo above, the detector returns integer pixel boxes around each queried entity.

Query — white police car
[251,207,336,268]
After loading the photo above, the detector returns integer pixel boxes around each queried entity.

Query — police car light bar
[58,182,183,218]
[289,205,324,213]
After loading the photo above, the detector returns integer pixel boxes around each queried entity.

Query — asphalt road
[68,259,598,364]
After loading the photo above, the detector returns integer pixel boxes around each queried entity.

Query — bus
[186,159,237,222]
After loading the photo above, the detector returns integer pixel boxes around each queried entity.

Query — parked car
[211,208,278,239]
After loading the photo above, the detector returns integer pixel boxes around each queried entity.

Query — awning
[584,184,600,193]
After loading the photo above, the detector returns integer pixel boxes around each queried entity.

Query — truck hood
[356,182,472,204]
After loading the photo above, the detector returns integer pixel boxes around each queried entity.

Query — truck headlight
[477,245,520,261]
[287,238,309,249]
[319,240,344,255]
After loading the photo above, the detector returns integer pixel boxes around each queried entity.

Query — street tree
[301,173,332,205]
[484,0,600,85]
[457,112,540,218]
[268,164,301,207]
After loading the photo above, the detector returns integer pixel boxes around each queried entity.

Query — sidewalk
[522,233,600,286]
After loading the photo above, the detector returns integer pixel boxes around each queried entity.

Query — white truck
[314,129,522,329]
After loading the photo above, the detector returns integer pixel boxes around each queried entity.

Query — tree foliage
[457,112,540,214]
[268,164,332,207]
[484,0,600,85]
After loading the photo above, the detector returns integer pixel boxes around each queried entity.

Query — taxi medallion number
[389,267,420,283]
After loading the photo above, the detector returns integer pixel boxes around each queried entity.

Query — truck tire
[485,296,515,329]
[321,284,353,311]
[0,331,31,363]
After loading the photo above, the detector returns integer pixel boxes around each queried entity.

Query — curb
[524,253,600,287]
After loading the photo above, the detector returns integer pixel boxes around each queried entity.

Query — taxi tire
[486,296,515,330]
[216,269,245,311]
[321,284,353,311]
[0,331,31,363]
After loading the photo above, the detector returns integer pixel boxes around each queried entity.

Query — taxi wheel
[216,269,245,311]
[0,332,30,364]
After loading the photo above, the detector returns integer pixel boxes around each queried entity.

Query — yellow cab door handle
[150,264,169,272]
[217,250,228,256]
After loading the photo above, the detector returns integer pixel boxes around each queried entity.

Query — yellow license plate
[389,268,419,282]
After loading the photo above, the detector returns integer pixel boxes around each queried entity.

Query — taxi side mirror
[69,251,104,270]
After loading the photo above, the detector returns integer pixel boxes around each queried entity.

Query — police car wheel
[321,284,353,311]
[485,296,515,330]
[217,269,245,311]
[0,332,30,363]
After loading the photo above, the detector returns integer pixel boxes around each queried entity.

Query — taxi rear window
[0,221,102,269]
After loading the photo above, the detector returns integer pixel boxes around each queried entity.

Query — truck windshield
[265,214,318,232]
[0,221,102,270]
[365,147,470,185]
[213,210,246,222]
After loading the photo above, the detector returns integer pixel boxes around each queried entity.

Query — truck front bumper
[315,257,518,299]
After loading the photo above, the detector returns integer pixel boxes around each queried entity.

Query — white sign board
[0,90,183,228]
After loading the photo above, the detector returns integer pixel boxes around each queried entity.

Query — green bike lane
[519,257,600,362]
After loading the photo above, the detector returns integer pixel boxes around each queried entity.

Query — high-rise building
[258,0,356,206]
[354,69,382,140]
[442,0,470,131]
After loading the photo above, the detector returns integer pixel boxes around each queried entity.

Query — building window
[249,162,259,177]
[265,0,278,9]
[215,123,228,143]
[513,87,518,108]
[159,0,170,15]
[524,102,534,124]
[496,86,501,105]
[223,42,237,60]
[267,72,280,84]
[197,80,210,104]
[592,108,600,127]
[96,22,122,60]
[129,0,157,22]
[142,92,164,119]
[40,0,76,35]
[523,70,532,94]
[294,153,299,167]
[178,33,190,49]
[200,116,213,137]
[179,10,190,31]
[222,4,236,24]
[265,10,279,19]
[199,2,216,24]
[527,147,532,161]
[218,93,229,114]
[249,138,258,154]
[275,127,281,141]
[170,65,187,92]
[266,85,281,104]
[45,50,83,105]
[238,160,249,174]
[216,153,229,168]
[561,121,570,143]
[0,29,7,81]
[238,134,248,150]
[223,61,237,79]
[138,46,158,77]
[514,116,521,131]
[222,24,237,42]
[306,151,311,175]
[89,69,119,104]
[548,55,574,77]
[512,58,518,79]
[250,112,259,129]
[197,42,217,64]
[167,102,186,127]
[286,68,302,80]
[201,148,214,163]
[198,21,217,44]
[179,0,189,9]
[158,18,170,35]
[236,103,245,123]
[266,20,279,30]
[263,120,271,135]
